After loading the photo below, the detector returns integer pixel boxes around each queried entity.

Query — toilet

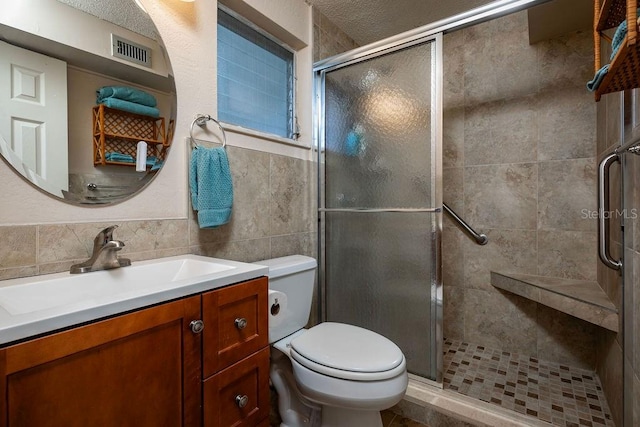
[256,255,408,427]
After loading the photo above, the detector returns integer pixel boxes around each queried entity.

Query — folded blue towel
[587,64,610,92]
[96,86,157,107]
[190,146,233,228]
[105,151,135,162]
[145,156,164,171]
[150,159,163,171]
[611,9,640,60]
[100,98,160,118]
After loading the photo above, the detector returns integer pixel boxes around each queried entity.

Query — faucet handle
[94,225,119,247]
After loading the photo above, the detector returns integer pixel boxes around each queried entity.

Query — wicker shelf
[594,0,640,100]
[92,105,170,167]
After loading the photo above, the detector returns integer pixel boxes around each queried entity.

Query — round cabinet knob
[235,317,247,330]
[189,320,204,334]
[235,394,249,408]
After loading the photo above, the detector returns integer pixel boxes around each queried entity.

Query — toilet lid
[289,322,405,381]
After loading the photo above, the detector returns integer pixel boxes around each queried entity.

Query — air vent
[111,34,152,68]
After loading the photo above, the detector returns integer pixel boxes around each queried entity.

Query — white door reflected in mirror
[0,40,69,197]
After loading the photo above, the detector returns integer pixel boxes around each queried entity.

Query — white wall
[0,0,313,225]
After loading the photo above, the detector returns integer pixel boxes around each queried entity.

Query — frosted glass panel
[325,212,436,378]
[324,42,433,209]
[321,38,440,380]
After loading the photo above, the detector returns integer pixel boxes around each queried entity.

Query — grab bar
[597,137,640,271]
[614,136,640,155]
[443,203,488,245]
[598,152,622,271]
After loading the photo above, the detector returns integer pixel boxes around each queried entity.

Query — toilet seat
[289,322,406,381]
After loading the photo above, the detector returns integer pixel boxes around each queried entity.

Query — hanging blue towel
[96,86,158,107]
[587,64,610,92]
[190,146,233,228]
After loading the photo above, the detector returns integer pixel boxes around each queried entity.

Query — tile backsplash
[0,146,316,281]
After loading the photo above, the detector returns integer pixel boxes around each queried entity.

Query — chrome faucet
[70,225,131,274]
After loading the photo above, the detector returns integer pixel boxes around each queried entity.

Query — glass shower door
[318,34,442,381]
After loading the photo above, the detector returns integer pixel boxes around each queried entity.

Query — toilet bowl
[256,255,408,427]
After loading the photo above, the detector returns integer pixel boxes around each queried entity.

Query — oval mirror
[0,0,176,205]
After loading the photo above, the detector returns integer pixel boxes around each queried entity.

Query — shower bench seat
[490,272,619,332]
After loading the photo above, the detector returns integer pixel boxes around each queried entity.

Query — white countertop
[0,255,268,346]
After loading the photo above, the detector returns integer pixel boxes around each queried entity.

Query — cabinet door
[203,277,268,376]
[203,347,270,427]
[0,296,202,427]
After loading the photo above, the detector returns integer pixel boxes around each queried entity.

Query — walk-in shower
[314,0,624,425]
[314,0,548,388]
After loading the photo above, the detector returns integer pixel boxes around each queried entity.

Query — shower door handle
[598,152,622,271]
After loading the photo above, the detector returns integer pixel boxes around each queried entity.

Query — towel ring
[189,114,227,148]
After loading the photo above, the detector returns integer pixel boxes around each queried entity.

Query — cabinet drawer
[203,277,268,376]
[203,347,270,427]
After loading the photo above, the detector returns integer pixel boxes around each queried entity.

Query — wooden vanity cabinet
[0,276,270,427]
[0,295,202,427]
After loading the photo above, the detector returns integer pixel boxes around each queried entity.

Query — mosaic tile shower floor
[443,339,615,427]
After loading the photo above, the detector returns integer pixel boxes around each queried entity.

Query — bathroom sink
[0,255,269,344]
[0,257,233,315]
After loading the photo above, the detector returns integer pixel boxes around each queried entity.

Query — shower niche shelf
[491,272,619,332]
[593,0,640,100]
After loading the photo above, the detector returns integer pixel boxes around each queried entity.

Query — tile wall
[442,11,600,370]
[312,8,359,62]
[594,38,624,426]
[623,141,640,426]
[621,88,640,426]
[623,160,640,425]
[0,146,316,280]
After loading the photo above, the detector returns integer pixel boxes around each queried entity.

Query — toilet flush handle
[235,317,247,330]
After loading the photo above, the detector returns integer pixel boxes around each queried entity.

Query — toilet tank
[255,255,317,343]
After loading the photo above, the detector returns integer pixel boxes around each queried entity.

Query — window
[217,8,295,139]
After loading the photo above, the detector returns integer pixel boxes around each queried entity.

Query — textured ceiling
[56,0,157,39]
[307,0,496,45]
[308,0,592,46]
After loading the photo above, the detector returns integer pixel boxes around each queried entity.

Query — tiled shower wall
[442,12,600,370]
[594,85,640,427]
[622,89,640,427]
[594,40,624,427]
[0,146,316,280]
[312,7,359,62]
